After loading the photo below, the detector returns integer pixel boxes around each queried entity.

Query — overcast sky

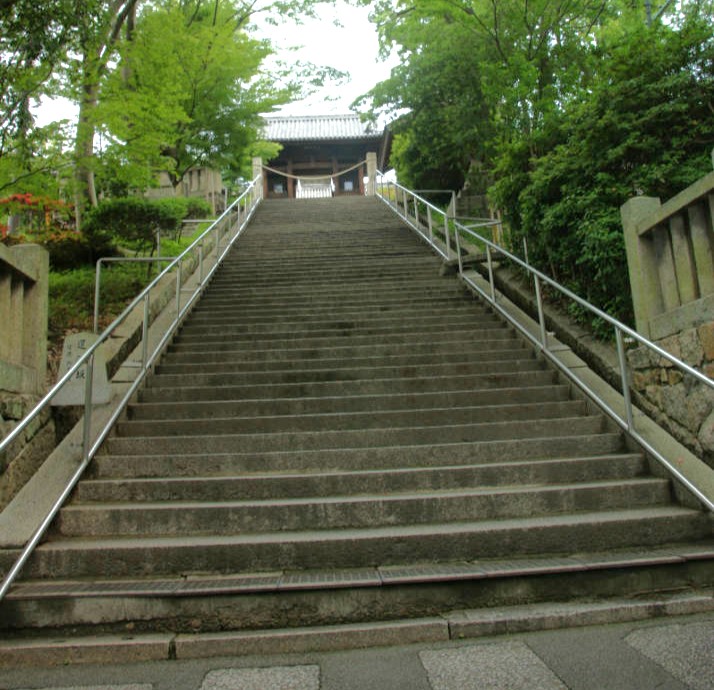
[261,1,399,116]
[35,2,398,126]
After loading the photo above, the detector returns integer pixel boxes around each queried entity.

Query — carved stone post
[366,152,377,197]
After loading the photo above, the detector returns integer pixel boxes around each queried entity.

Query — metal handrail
[0,175,263,600]
[376,173,714,512]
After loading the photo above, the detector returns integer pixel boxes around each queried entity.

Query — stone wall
[628,324,714,468]
[0,242,53,510]
[622,157,714,469]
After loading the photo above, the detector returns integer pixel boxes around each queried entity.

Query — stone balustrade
[621,153,714,466]
[0,242,52,509]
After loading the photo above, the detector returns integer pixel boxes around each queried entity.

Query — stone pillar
[16,245,48,394]
[252,157,264,199]
[620,195,663,339]
[366,152,377,197]
[0,243,48,395]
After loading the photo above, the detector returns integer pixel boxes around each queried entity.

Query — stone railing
[621,154,714,466]
[0,243,52,509]
[0,243,49,395]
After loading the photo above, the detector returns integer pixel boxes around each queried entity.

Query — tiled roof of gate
[263,114,382,141]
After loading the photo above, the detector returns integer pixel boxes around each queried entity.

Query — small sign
[51,332,110,406]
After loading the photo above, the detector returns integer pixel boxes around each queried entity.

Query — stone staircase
[1,196,713,645]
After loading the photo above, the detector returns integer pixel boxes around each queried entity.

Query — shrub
[184,197,212,219]
[82,198,186,254]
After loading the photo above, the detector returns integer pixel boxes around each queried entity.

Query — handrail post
[199,241,205,285]
[444,213,451,258]
[81,353,95,464]
[175,262,182,325]
[485,244,496,304]
[141,291,150,370]
[455,223,463,275]
[427,206,433,244]
[214,225,221,269]
[93,259,103,334]
[616,327,635,432]
[533,274,548,349]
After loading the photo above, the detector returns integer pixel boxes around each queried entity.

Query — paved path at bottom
[1,612,713,690]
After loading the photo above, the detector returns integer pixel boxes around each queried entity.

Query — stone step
[210,260,442,280]
[3,545,712,640]
[90,433,628,479]
[139,370,559,401]
[56,479,672,538]
[104,415,608,455]
[115,400,587,439]
[174,314,505,338]
[165,334,524,357]
[127,384,569,420]
[194,288,472,309]
[185,301,486,325]
[150,356,544,382]
[77,454,648,501]
[199,279,461,299]
[4,196,708,652]
[15,507,710,579]
[157,345,532,370]
[205,272,453,291]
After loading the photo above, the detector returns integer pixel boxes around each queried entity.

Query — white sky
[35,2,398,126]
[261,1,399,116]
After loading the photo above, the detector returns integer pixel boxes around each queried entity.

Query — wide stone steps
[14,507,710,580]
[194,288,472,309]
[166,331,521,355]
[75,454,649,502]
[184,303,486,326]
[54,479,672,538]
[88,433,628,478]
[2,196,711,651]
[149,358,544,386]
[138,371,560,404]
[114,400,587,439]
[175,317,504,341]
[105,415,608,456]
[128,384,571,420]
[155,346,532,372]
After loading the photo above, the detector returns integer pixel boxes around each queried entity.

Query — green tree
[491,13,714,325]
[358,20,491,192]
[95,0,288,195]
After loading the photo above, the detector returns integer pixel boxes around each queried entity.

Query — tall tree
[66,0,140,222]
[95,0,289,195]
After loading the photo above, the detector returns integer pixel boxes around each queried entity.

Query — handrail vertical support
[616,327,635,432]
[141,292,150,370]
[199,241,204,285]
[93,259,103,334]
[533,274,548,349]
[81,353,95,464]
[486,245,496,304]
[427,206,433,244]
[455,225,463,275]
[175,263,182,325]
[444,214,451,258]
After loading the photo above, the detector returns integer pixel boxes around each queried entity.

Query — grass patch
[46,223,209,381]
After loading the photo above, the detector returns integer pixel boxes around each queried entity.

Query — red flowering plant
[0,193,81,266]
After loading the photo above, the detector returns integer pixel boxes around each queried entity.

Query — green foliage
[82,197,186,254]
[361,20,492,192]
[183,198,212,219]
[362,0,714,332]
[95,0,291,194]
[48,262,148,335]
[491,16,714,325]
